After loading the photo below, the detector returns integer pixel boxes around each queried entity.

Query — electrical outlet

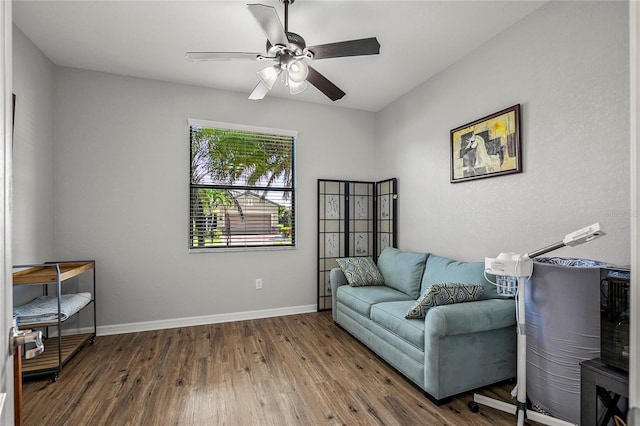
[255,278,263,289]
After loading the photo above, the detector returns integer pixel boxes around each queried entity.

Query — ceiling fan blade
[306,65,345,101]
[247,4,288,48]
[248,82,270,100]
[308,37,380,60]
[186,52,264,61]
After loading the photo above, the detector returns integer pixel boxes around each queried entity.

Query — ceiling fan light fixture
[288,79,308,95]
[287,59,309,83]
[256,65,281,89]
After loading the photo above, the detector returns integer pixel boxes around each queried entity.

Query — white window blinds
[189,119,296,251]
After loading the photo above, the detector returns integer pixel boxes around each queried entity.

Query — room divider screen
[317,178,397,311]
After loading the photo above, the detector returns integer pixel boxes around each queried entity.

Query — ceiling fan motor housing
[266,32,307,56]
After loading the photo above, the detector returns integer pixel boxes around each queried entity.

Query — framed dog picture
[450,104,522,183]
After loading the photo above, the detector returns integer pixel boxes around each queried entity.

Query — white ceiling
[13,0,547,112]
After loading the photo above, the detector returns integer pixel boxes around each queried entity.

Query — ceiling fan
[186,0,380,101]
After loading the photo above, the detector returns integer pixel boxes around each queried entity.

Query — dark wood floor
[22,312,537,425]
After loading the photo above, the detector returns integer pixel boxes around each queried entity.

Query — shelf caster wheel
[468,401,479,413]
[90,337,96,344]
[50,373,58,383]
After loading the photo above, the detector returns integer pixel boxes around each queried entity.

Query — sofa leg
[424,392,451,406]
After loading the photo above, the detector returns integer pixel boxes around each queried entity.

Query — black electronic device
[600,267,631,371]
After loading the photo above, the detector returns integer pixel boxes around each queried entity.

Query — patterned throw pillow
[405,283,484,319]
[336,257,385,287]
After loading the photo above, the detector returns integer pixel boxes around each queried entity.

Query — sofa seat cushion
[370,301,425,349]
[336,285,413,318]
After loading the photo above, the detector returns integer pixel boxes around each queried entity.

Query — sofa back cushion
[376,247,427,299]
[420,254,501,300]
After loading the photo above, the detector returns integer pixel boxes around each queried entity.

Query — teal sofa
[330,247,517,404]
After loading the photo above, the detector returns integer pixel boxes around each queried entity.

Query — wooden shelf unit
[21,334,94,374]
[13,262,95,285]
[13,261,96,381]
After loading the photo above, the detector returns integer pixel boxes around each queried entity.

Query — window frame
[188,118,297,253]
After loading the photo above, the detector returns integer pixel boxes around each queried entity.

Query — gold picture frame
[450,104,522,183]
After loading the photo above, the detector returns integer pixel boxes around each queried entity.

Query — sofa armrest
[330,268,348,319]
[425,298,515,338]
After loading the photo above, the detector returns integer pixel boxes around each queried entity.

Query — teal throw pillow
[405,283,484,319]
[336,257,385,287]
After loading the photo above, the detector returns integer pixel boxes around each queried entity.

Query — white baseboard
[96,304,318,336]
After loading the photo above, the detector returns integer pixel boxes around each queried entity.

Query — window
[189,119,296,251]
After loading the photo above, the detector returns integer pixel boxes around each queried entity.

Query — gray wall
[12,1,631,331]
[12,26,54,265]
[50,68,376,330]
[375,1,630,265]
[13,28,377,330]
[12,26,55,306]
